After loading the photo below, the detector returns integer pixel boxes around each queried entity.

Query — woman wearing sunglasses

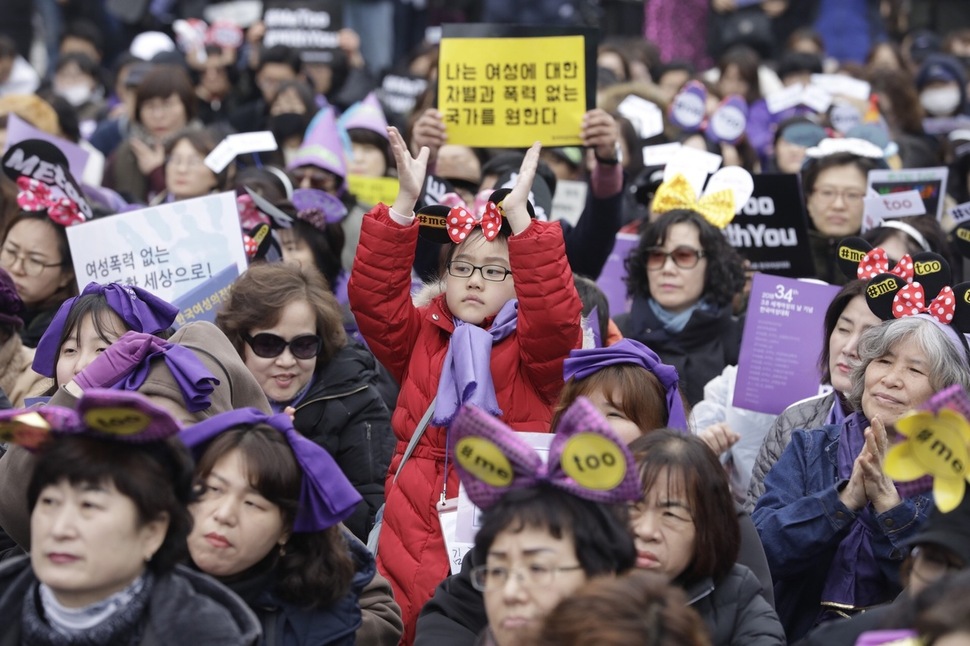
[616,209,746,406]
[215,262,395,544]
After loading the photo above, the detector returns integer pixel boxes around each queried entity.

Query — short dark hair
[28,435,194,575]
[347,128,394,173]
[134,65,197,126]
[718,44,762,103]
[60,20,104,55]
[801,152,883,196]
[192,425,355,607]
[164,127,230,191]
[817,280,868,384]
[472,483,636,578]
[258,45,302,75]
[630,430,740,587]
[625,210,745,307]
[215,262,347,367]
[776,51,824,80]
[0,36,16,60]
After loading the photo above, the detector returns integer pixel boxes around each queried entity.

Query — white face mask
[56,83,93,107]
[920,86,962,116]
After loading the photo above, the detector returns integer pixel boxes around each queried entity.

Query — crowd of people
[5,1,970,645]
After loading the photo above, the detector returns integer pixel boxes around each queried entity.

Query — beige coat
[0,333,47,407]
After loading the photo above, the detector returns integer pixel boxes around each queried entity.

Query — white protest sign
[867,167,949,221]
[664,146,722,197]
[766,83,803,115]
[205,131,278,173]
[950,201,970,226]
[801,84,833,114]
[66,192,248,304]
[810,74,871,101]
[642,142,682,167]
[551,179,588,227]
[617,94,665,140]
[861,188,882,234]
[863,189,926,221]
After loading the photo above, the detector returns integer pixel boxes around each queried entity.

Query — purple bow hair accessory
[123,343,219,413]
[291,188,348,228]
[0,389,181,452]
[178,408,362,532]
[562,339,689,431]
[33,282,179,377]
[451,397,641,510]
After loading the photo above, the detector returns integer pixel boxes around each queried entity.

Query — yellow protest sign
[889,408,970,512]
[438,35,587,148]
[347,175,400,207]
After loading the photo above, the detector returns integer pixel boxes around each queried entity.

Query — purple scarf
[819,412,931,612]
[124,344,219,413]
[432,299,519,427]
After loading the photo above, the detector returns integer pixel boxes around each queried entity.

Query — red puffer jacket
[348,204,582,643]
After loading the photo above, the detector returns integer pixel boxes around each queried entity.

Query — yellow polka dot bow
[650,173,737,229]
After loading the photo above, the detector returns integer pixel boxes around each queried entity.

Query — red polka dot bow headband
[446,202,504,243]
[16,177,86,227]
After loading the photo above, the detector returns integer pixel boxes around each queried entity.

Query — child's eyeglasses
[244,333,323,360]
[447,261,512,282]
[646,246,705,270]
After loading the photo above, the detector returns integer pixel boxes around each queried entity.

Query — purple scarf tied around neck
[819,411,932,614]
[432,299,519,427]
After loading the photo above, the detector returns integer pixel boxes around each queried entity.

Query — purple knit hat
[288,107,347,187]
[0,268,24,329]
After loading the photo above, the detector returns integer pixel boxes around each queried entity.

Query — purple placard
[596,232,639,317]
[170,264,239,329]
[733,273,841,415]
[4,114,90,181]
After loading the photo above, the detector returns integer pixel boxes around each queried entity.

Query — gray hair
[845,317,970,412]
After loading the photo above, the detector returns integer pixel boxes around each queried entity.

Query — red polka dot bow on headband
[858,248,914,283]
[16,177,85,227]
[894,283,956,324]
[447,202,503,243]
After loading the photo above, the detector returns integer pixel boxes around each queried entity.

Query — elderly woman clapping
[754,307,970,641]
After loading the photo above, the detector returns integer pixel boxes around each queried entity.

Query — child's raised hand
[389,126,430,216]
[502,142,542,235]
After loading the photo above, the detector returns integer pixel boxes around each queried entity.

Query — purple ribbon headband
[451,397,641,510]
[562,338,689,432]
[178,408,362,533]
[0,389,182,452]
[33,282,179,377]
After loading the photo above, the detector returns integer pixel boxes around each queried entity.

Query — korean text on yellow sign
[347,175,400,208]
[438,36,587,148]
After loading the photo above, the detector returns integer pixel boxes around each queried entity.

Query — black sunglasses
[244,333,322,360]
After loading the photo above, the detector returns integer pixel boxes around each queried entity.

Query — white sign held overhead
[617,95,665,140]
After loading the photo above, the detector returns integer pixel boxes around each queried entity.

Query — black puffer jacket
[0,556,261,645]
[685,564,786,646]
[293,342,396,543]
[616,299,744,406]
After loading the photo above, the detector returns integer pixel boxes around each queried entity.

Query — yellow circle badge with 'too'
[84,408,151,436]
[455,436,515,487]
[561,433,627,490]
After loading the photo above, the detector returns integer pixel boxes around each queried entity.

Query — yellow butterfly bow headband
[650,173,738,229]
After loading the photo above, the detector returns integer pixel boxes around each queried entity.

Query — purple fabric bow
[123,343,219,413]
[820,412,931,611]
[33,282,179,377]
[562,339,689,432]
[432,299,519,427]
[178,408,362,532]
[452,397,641,510]
[0,389,181,452]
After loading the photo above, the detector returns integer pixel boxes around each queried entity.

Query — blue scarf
[432,299,519,427]
[647,298,711,334]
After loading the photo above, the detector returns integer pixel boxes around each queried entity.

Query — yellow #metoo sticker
[889,409,970,512]
[560,433,626,490]
[84,408,151,436]
[456,436,514,487]
[438,35,587,148]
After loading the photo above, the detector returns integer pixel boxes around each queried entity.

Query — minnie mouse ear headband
[849,239,970,367]
[803,137,890,169]
[562,339,689,432]
[452,397,640,510]
[33,282,179,378]
[0,389,181,452]
[650,168,754,229]
[3,139,93,224]
[178,408,362,532]
[416,187,530,244]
